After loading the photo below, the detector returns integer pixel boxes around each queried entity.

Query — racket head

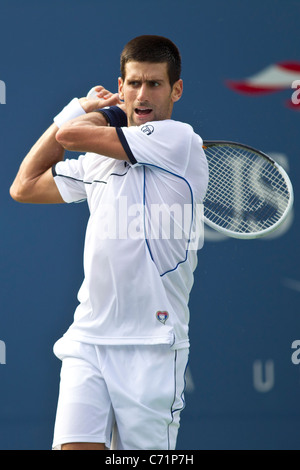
[202,141,294,239]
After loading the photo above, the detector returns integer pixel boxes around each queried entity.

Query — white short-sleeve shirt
[53,120,209,349]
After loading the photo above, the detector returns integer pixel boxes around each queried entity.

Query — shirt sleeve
[116,120,196,176]
[52,155,87,203]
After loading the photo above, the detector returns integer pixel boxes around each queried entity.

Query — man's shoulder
[130,119,196,141]
[148,119,193,131]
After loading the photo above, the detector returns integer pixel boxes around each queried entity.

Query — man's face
[118,61,183,127]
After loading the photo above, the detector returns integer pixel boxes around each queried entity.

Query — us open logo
[141,124,154,135]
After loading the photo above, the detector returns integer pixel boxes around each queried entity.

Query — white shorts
[52,337,189,450]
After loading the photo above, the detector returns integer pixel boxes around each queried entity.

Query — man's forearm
[63,111,108,128]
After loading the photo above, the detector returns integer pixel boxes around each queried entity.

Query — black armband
[97,106,128,128]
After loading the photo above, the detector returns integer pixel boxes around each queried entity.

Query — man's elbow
[56,126,78,151]
[10,183,26,203]
[55,127,68,148]
[9,179,34,203]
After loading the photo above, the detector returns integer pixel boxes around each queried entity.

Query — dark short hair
[120,35,182,87]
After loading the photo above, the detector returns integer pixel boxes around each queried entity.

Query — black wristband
[97,106,128,128]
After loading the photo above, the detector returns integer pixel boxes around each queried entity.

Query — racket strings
[204,145,290,233]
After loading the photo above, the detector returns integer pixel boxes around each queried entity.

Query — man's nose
[137,83,149,102]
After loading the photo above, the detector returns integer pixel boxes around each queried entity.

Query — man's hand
[79,86,125,114]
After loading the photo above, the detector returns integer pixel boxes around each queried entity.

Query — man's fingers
[79,92,121,113]
[87,86,117,101]
[100,92,121,106]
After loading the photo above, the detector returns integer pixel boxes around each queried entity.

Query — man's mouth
[135,107,153,116]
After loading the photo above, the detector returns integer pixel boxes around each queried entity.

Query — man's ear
[171,79,183,103]
[118,77,124,100]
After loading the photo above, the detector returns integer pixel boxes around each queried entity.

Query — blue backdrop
[0,0,299,450]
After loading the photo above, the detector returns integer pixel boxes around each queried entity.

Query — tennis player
[10,35,209,450]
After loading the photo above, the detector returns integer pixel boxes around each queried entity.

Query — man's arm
[10,89,125,204]
[55,111,129,160]
[10,123,66,204]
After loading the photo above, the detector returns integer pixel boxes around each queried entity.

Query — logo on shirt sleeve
[141,124,154,135]
[156,311,169,324]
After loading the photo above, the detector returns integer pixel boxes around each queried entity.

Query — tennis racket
[202,141,294,239]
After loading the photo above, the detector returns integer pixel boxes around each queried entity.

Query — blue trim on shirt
[115,128,195,275]
[141,162,194,278]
